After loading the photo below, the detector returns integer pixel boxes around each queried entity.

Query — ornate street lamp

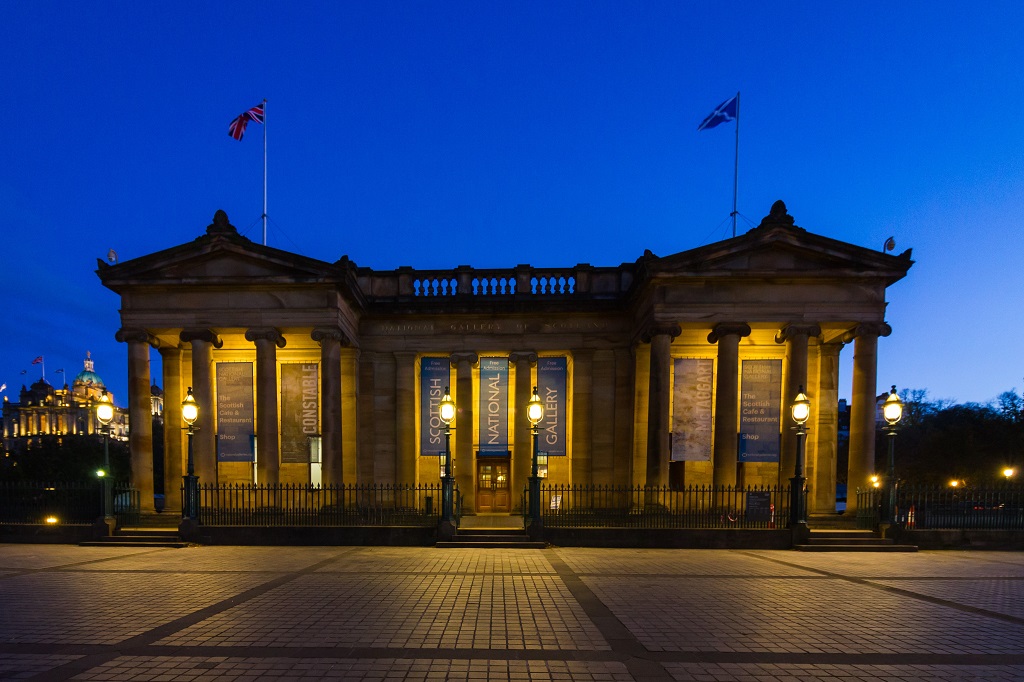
[881,386,903,526]
[95,390,114,524]
[527,386,545,537]
[438,387,456,531]
[181,387,200,520]
[789,387,810,528]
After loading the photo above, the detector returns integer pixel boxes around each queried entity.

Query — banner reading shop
[738,359,783,462]
[216,362,255,462]
[478,357,509,456]
[420,357,451,457]
[537,357,567,457]
[280,363,319,464]
[671,358,714,461]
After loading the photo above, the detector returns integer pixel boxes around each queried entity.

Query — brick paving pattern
[1,544,1023,680]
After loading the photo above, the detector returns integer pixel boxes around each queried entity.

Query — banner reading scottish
[280,363,318,464]
[420,357,450,457]
[671,358,714,461]
[738,359,782,462]
[478,357,509,456]
[216,362,255,462]
[537,357,567,456]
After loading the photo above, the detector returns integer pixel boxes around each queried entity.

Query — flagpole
[731,91,740,238]
[262,98,268,246]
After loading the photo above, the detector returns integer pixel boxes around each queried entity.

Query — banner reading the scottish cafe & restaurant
[216,362,255,462]
[671,358,714,461]
[738,359,782,462]
[478,357,509,456]
[420,357,451,457]
[537,357,567,457]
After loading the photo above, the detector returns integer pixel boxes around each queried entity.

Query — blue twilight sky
[2,1,1023,408]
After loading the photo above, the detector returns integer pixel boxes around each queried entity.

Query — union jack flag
[228,102,265,141]
[31,356,43,364]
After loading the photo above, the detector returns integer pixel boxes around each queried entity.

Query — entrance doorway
[476,458,511,512]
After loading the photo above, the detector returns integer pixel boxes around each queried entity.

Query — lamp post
[881,385,903,527]
[789,387,810,529]
[95,390,114,525]
[527,387,545,537]
[1004,467,1016,481]
[181,387,200,521]
[438,387,456,534]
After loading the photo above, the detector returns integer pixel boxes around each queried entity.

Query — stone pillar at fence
[846,322,890,514]
[776,324,820,485]
[180,329,222,485]
[708,323,750,488]
[159,345,184,515]
[643,323,681,489]
[116,329,155,514]
[246,328,286,487]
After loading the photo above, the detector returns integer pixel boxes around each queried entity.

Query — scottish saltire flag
[228,102,265,141]
[697,94,738,131]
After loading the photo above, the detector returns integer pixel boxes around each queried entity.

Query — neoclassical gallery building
[97,201,912,516]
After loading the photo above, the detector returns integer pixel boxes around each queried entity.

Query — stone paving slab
[2,544,1024,681]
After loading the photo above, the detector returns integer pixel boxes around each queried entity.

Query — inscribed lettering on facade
[478,357,509,456]
[537,357,567,456]
[738,359,782,462]
[280,363,319,463]
[419,357,450,457]
[671,358,714,461]
[216,362,255,462]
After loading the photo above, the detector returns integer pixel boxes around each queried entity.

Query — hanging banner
[671,358,714,461]
[420,357,450,457]
[478,357,509,456]
[216,362,255,462]
[537,357,567,456]
[280,363,319,463]
[739,359,783,462]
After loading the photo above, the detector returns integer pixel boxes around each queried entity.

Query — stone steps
[795,529,917,552]
[437,528,545,549]
[80,528,188,549]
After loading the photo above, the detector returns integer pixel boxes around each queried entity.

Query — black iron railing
[534,484,793,529]
[857,485,1024,530]
[0,480,101,524]
[191,483,446,527]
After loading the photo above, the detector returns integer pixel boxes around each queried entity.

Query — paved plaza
[1,545,1024,680]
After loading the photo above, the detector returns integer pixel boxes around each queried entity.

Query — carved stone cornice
[707,323,751,344]
[311,327,350,346]
[508,352,538,365]
[244,328,287,348]
[449,352,479,368]
[774,324,822,344]
[842,322,892,344]
[115,328,159,347]
[640,322,682,344]
[179,329,224,349]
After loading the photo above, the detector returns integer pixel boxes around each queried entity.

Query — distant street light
[527,386,545,538]
[789,387,810,528]
[438,387,456,532]
[95,390,114,524]
[181,387,200,520]
[1004,467,1016,481]
[881,386,903,527]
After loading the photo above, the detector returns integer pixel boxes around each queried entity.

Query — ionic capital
[640,322,682,344]
[179,329,224,349]
[707,323,751,344]
[311,327,350,346]
[449,352,479,368]
[245,327,287,348]
[841,322,892,344]
[774,324,822,344]
[115,328,159,347]
[508,351,538,365]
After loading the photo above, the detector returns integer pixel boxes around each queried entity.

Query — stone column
[451,352,478,513]
[643,323,681,488]
[591,349,616,485]
[846,322,891,513]
[341,347,360,484]
[312,328,345,486]
[708,323,751,488]
[613,347,634,485]
[116,329,155,513]
[510,351,537,511]
[180,330,222,484]
[775,324,821,484]
[159,345,183,514]
[571,350,594,485]
[631,343,651,487]
[813,342,842,514]
[245,328,286,486]
[395,352,417,485]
